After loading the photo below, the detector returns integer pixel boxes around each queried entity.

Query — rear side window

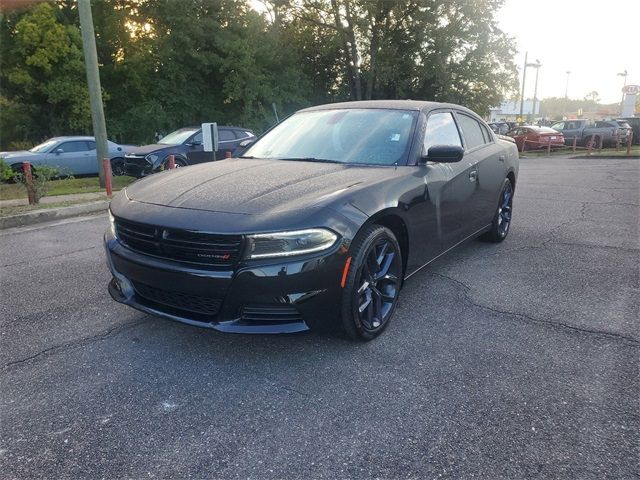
[219,129,235,141]
[57,141,90,153]
[423,112,462,152]
[457,113,486,150]
[481,123,493,143]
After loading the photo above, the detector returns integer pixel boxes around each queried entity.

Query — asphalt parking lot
[1,156,638,479]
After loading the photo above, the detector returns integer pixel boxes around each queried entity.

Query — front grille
[124,156,151,176]
[241,304,302,323]
[133,281,222,316]
[115,218,243,268]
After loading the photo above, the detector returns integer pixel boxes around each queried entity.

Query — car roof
[185,125,253,131]
[299,99,480,117]
[48,136,99,141]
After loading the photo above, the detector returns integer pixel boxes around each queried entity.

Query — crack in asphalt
[516,196,640,207]
[428,271,639,346]
[0,246,98,268]
[1,317,151,371]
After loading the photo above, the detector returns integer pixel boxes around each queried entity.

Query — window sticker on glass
[390,133,401,142]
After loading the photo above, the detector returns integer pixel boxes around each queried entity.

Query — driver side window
[423,112,462,153]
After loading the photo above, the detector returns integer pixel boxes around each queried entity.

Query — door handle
[498,155,505,162]
[469,170,478,182]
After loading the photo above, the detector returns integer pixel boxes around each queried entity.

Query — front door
[45,140,93,175]
[420,110,483,251]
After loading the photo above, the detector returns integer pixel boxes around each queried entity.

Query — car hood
[124,158,399,215]
[125,144,170,155]
[0,150,38,160]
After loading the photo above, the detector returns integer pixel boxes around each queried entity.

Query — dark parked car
[619,117,639,144]
[488,121,510,135]
[506,126,565,151]
[124,125,255,177]
[105,100,519,340]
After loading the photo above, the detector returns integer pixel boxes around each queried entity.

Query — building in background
[489,100,539,123]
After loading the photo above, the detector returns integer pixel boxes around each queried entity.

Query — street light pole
[529,60,542,124]
[78,0,108,188]
[519,51,528,122]
[565,71,571,99]
[617,69,628,115]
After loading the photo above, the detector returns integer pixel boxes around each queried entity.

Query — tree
[0,0,518,148]
[585,91,600,103]
[270,0,518,112]
[0,2,91,148]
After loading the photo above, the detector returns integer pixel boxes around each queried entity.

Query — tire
[164,157,187,169]
[340,225,403,341]
[480,177,514,243]
[110,157,125,176]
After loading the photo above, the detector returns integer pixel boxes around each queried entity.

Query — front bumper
[124,156,153,178]
[104,231,347,333]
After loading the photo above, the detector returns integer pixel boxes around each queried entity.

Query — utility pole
[519,51,528,123]
[529,60,542,124]
[564,71,571,99]
[78,0,107,187]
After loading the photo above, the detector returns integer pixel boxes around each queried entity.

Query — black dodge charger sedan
[105,100,519,340]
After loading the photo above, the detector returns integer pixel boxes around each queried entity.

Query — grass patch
[0,176,136,201]
[0,198,108,218]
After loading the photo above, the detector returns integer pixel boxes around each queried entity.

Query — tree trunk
[330,0,361,100]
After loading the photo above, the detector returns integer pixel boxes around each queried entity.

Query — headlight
[245,228,338,259]
[108,210,117,238]
[146,154,159,164]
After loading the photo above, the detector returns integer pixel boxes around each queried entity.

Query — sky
[496,0,639,104]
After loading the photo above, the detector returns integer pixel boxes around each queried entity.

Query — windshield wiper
[276,157,343,164]
[238,155,259,159]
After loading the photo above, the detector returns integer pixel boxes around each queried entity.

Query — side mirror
[421,145,464,164]
[189,140,202,146]
[238,138,255,148]
[54,148,64,155]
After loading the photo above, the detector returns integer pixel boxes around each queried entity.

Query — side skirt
[403,224,492,280]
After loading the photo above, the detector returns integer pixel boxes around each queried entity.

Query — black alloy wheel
[341,225,403,340]
[481,177,514,243]
[110,158,125,176]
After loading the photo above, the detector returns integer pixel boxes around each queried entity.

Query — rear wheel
[480,178,514,243]
[341,225,403,340]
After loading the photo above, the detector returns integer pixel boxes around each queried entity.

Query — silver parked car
[0,136,130,176]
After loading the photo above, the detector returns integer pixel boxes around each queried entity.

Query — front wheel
[480,178,514,243]
[340,225,403,340]
[110,157,125,176]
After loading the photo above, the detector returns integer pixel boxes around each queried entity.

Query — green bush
[14,164,63,203]
[0,158,14,183]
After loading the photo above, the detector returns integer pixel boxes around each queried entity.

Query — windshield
[29,139,58,153]
[244,109,418,165]
[159,128,198,145]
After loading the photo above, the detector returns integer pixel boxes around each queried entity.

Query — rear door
[455,112,505,233]
[217,128,238,158]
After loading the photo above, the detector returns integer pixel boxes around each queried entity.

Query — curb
[0,200,109,230]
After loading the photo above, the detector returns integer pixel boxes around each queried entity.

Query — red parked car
[507,126,565,151]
